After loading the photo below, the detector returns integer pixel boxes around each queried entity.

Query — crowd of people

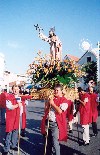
[0,82,99,155]
[41,83,99,155]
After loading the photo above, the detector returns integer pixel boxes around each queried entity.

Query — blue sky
[0,0,100,74]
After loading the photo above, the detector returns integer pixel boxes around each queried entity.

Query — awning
[26,84,33,89]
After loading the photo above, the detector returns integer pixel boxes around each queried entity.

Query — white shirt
[25,100,28,106]
[6,100,23,116]
[6,100,14,110]
[84,97,88,103]
[49,103,68,122]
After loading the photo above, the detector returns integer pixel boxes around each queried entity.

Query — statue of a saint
[35,25,62,62]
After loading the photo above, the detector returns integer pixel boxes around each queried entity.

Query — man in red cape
[77,87,91,146]
[67,100,74,133]
[89,87,99,137]
[3,85,22,155]
[0,89,8,125]
[20,94,32,136]
[41,84,70,155]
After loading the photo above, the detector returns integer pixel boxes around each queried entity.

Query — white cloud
[7,41,19,49]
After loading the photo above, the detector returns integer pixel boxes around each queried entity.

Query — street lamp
[97,41,100,82]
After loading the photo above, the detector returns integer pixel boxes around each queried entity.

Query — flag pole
[18,100,21,155]
[44,105,51,155]
[74,83,80,145]
[18,118,20,155]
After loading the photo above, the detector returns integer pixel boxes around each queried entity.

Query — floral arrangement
[27,51,85,88]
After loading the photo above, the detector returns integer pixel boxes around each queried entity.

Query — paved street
[0,100,100,155]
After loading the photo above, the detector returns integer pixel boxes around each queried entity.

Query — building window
[87,56,91,62]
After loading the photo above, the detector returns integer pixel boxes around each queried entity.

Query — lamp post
[97,41,100,82]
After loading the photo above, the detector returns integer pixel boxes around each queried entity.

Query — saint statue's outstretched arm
[39,32,51,43]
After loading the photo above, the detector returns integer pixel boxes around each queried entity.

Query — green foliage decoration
[27,51,85,88]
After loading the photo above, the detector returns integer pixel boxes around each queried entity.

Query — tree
[82,61,97,84]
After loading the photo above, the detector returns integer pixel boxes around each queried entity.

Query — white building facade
[0,53,5,91]
[0,53,31,92]
[78,50,100,90]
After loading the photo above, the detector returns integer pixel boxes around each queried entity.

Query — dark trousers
[46,121,60,155]
[3,129,18,152]
[0,108,6,124]
[92,122,98,134]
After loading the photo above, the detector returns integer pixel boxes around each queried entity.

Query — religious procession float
[27,25,86,100]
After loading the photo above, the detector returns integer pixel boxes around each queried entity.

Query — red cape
[20,95,32,129]
[0,92,8,108]
[41,96,70,141]
[67,100,74,121]
[6,94,20,132]
[79,93,92,125]
[89,93,98,122]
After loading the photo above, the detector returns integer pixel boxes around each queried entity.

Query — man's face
[54,87,62,97]
[79,90,84,95]
[89,87,93,93]
[12,86,20,95]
